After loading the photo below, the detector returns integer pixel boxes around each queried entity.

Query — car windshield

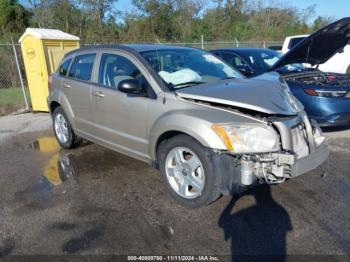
[140,48,243,90]
[238,49,306,74]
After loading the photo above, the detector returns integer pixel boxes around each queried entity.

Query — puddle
[27,136,61,155]
[14,176,54,207]
[11,137,81,215]
[27,137,78,186]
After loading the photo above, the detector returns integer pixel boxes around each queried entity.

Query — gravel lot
[0,113,350,260]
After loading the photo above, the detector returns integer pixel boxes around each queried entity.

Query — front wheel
[157,135,222,208]
[52,106,82,149]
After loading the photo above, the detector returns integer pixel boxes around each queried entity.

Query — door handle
[63,83,71,89]
[94,91,105,98]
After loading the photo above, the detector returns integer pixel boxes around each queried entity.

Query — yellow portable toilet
[19,28,80,112]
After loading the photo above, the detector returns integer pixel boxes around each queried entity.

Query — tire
[346,65,350,75]
[157,134,223,208]
[52,106,82,149]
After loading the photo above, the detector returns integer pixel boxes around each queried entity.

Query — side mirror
[118,79,144,95]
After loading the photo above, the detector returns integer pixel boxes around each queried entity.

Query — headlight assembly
[304,89,349,98]
[212,123,280,153]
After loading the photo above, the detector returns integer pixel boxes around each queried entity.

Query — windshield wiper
[170,81,205,89]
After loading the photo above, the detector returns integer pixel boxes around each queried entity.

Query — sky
[286,0,349,20]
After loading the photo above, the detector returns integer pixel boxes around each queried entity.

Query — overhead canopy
[19,28,80,42]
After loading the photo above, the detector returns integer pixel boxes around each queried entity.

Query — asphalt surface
[0,113,350,260]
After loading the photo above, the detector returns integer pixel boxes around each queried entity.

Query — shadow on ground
[219,185,292,261]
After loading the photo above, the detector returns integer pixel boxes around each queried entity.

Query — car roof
[211,47,271,53]
[124,44,193,52]
[64,44,196,58]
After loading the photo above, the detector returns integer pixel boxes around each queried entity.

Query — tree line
[0,0,334,43]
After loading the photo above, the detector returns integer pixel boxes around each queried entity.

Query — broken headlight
[212,124,280,153]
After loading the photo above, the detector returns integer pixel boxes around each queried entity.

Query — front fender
[148,111,227,160]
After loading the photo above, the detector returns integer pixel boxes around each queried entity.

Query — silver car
[48,44,329,207]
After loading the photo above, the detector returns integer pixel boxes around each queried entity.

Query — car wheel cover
[54,113,69,144]
[165,147,205,199]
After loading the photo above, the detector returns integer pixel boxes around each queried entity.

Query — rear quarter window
[58,58,72,76]
[68,54,96,81]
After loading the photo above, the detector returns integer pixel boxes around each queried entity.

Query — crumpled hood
[272,17,350,69]
[176,73,299,115]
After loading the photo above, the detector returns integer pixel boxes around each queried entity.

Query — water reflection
[28,137,78,186]
[27,137,61,155]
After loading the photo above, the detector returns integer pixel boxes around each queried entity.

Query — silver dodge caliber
[48,44,329,207]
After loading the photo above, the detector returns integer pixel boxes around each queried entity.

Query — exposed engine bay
[284,71,350,86]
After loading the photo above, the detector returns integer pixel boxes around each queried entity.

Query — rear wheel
[52,106,82,149]
[157,135,222,208]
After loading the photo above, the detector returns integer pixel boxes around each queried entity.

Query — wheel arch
[150,125,226,169]
[154,130,191,165]
[148,113,228,165]
[49,92,75,129]
[49,101,61,114]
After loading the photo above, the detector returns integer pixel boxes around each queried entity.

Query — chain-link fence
[161,40,283,50]
[0,43,29,115]
[0,40,282,116]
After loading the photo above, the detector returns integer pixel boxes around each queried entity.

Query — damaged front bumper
[217,112,329,195]
[289,143,329,177]
[237,113,329,186]
[238,142,329,186]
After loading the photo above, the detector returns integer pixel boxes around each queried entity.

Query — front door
[91,53,151,161]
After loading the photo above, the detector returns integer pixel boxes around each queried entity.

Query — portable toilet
[19,28,80,112]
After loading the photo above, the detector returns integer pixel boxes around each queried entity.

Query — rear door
[62,53,97,134]
[91,52,153,161]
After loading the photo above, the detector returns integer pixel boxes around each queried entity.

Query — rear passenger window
[58,58,72,76]
[68,54,96,81]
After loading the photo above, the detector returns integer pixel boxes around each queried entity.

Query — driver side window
[98,54,149,90]
[220,52,248,68]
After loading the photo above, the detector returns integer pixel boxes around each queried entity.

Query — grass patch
[0,87,26,115]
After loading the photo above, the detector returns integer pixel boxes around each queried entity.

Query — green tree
[0,0,29,36]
